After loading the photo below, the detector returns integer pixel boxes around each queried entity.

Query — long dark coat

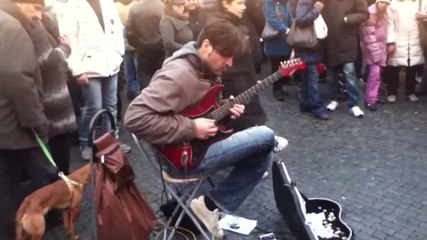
[321,0,369,66]
[210,11,267,132]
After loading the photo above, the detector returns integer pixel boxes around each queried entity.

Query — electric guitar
[158,59,306,172]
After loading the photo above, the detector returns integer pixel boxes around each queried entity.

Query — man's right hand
[193,118,218,140]
[75,73,89,85]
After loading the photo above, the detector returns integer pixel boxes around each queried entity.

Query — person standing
[116,0,140,100]
[263,0,294,101]
[160,0,193,58]
[62,0,125,160]
[385,0,426,103]
[322,0,369,118]
[360,0,390,111]
[0,0,57,238]
[293,0,329,120]
[126,0,165,89]
[211,0,267,132]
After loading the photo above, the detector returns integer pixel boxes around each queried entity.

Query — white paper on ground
[218,214,258,235]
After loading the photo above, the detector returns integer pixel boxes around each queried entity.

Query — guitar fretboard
[207,68,285,122]
[206,59,305,122]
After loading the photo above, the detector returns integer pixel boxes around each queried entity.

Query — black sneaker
[365,102,377,111]
[273,88,288,101]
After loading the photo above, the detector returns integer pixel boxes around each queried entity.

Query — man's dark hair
[196,19,243,57]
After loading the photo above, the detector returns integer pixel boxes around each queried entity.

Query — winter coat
[322,0,369,66]
[46,0,124,78]
[115,1,135,52]
[263,0,293,57]
[360,4,388,66]
[0,2,47,149]
[126,0,165,56]
[160,9,193,58]
[125,42,220,144]
[293,0,323,64]
[210,11,267,131]
[25,20,77,138]
[246,0,265,36]
[387,0,426,67]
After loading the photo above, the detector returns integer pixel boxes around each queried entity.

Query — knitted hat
[375,0,391,4]
[11,0,45,6]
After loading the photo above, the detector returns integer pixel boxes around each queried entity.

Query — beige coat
[387,0,427,66]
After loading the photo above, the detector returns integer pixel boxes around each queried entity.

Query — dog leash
[32,129,83,188]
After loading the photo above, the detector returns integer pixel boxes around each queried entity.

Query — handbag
[262,21,280,39]
[287,21,318,49]
[313,14,328,40]
[93,133,157,240]
[261,2,283,40]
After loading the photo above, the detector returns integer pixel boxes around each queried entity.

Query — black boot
[272,82,287,101]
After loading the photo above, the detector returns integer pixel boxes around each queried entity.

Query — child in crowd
[360,0,390,111]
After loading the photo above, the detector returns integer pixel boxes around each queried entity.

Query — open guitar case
[272,160,353,240]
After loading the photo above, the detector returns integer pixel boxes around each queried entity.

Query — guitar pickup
[181,151,188,167]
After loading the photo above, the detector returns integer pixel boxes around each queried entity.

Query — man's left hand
[228,96,245,119]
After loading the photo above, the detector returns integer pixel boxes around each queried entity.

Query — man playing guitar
[125,19,277,238]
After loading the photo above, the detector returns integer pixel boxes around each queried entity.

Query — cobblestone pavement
[42,70,427,240]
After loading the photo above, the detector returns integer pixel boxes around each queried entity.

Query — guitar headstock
[279,58,307,77]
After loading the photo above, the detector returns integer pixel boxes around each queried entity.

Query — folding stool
[131,134,215,240]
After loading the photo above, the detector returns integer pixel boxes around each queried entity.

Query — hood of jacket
[164,41,219,81]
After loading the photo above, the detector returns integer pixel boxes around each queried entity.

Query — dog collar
[58,172,84,188]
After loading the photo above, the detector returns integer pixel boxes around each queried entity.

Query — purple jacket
[360,4,388,66]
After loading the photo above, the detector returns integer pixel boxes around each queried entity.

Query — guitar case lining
[272,160,353,240]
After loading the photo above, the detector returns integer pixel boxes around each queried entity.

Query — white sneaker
[190,196,224,238]
[262,171,269,179]
[387,95,396,103]
[349,106,364,118]
[408,94,419,102]
[326,101,339,111]
[273,136,288,152]
[119,142,132,153]
[80,147,91,161]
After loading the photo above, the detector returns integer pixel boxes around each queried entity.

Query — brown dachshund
[15,164,92,240]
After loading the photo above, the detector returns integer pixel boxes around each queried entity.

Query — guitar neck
[208,70,284,122]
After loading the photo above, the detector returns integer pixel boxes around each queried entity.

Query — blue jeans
[300,63,327,117]
[190,126,275,212]
[79,75,118,146]
[327,62,360,108]
[124,51,139,94]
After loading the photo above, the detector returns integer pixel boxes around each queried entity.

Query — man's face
[15,3,44,21]
[200,40,233,76]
